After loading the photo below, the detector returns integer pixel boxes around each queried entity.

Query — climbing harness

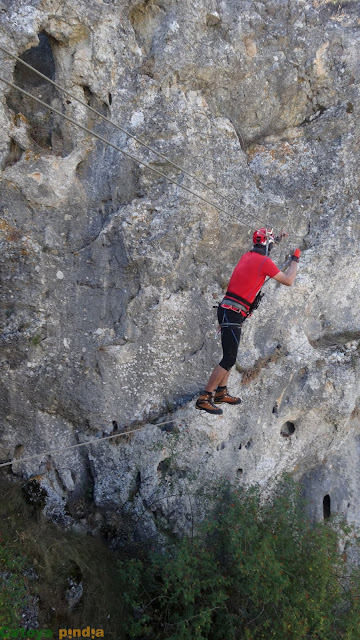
[217,291,263,331]
[215,321,243,338]
[221,290,260,317]
[220,298,248,314]
[0,44,305,472]
[248,289,264,313]
[215,252,293,338]
[218,322,244,328]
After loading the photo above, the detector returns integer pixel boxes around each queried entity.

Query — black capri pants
[217,305,245,371]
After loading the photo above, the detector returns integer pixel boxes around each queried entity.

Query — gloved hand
[291,248,301,262]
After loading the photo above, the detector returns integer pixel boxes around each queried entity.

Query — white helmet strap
[265,228,274,256]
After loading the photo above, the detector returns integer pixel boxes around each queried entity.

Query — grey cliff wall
[0,0,359,541]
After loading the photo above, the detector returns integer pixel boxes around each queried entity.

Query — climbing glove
[291,248,301,263]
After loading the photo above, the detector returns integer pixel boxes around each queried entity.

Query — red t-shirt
[227,251,280,304]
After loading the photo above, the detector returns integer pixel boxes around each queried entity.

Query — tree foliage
[119,478,360,640]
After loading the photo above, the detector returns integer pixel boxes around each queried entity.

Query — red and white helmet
[253,228,275,246]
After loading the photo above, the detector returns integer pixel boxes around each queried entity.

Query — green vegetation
[1,476,360,639]
[119,478,360,640]
[0,534,28,627]
[0,478,126,638]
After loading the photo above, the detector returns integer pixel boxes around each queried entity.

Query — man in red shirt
[195,228,301,415]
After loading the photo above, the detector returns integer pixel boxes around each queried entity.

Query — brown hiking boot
[195,391,223,415]
[214,386,241,405]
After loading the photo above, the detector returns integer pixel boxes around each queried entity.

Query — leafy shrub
[119,478,360,640]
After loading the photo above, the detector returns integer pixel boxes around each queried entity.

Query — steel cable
[0,53,305,472]
[0,44,270,228]
[1,75,269,234]
[0,42,305,241]
[0,418,183,469]
[0,260,300,472]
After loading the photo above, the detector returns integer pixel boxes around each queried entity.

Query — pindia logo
[0,629,104,640]
[59,631,104,639]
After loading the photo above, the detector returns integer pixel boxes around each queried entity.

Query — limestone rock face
[0,0,359,538]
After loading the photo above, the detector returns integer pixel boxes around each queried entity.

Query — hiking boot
[195,391,223,415]
[214,386,241,405]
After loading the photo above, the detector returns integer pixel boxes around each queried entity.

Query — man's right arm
[273,249,300,286]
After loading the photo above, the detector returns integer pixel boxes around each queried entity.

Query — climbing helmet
[253,228,275,246]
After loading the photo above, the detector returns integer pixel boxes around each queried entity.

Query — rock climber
[195,228,301,415]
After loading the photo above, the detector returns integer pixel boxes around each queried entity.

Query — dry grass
[0,476,127,638]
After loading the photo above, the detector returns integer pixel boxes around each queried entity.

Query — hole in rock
[83,85,109,115]
[5,32,70,156]
[238,443,242,450]
[323,494,331,520]
[19,32,56,85]
[14,444,24,458]
[157,457,171,478]
[160,421,176,433]
[112,420,118,430]
[3,138,23,169]
[280,421,295,437]
[245,439,252,450]
[128,470,142,502]
[68,561,82,583]
[83,85,93,106]
[135,471,141,492]
[236,468,243,477]
[108,92,112,105]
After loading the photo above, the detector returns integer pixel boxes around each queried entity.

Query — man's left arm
[271,249,300,286]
